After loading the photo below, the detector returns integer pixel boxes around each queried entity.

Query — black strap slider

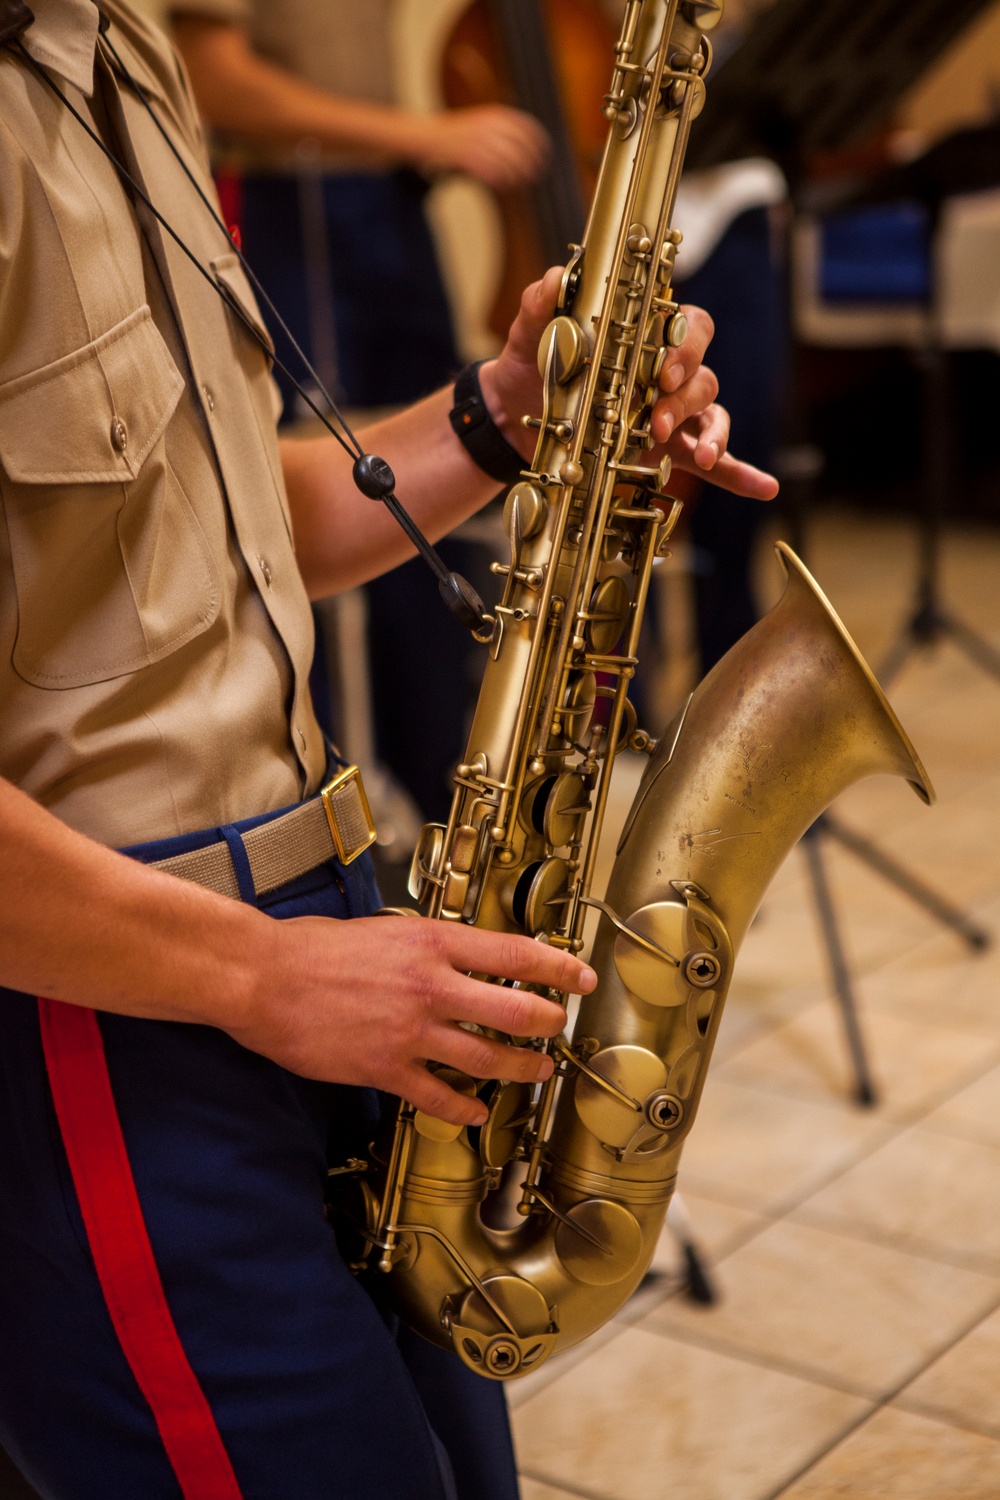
[438,571,488,634]
[352,453,396,500]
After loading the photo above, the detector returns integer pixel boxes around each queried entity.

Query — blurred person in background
[169,0,551,830]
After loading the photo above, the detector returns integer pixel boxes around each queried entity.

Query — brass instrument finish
[334,0,933,1380]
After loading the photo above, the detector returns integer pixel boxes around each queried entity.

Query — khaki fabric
[169,0,395,111]
[0,0,328,846]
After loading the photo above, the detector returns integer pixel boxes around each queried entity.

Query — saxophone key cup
[503,856,572,935]
[573,1043,667,1148]
[445,1275,557,1379]
[555,1199,643,1286]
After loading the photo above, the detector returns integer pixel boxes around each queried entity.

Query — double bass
[391,0,614,352]
[442,0,615,337]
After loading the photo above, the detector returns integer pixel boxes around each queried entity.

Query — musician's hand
[410,105,550,191]
[651,305,779,500]
[482,275,779,500]
[235,914,595,1126]
[480,266,566,459]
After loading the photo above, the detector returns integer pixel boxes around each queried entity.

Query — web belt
[151,765,377,902]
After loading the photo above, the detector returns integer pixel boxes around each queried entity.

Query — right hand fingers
[428,1024,555,1087]
[434,924,596,998]
[448,974,566,1039]
[399,1065,489,1128]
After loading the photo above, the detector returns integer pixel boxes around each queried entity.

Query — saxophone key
[554,1199,643,1287]
[502,481,547,542]
[572,1044,666,1150]
[479,1081,536,1171]
[502,857,572,936]
[449,823,480,873]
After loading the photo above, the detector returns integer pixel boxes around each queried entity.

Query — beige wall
[896,0,1000,140]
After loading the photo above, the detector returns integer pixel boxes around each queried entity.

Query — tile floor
[1,511,995,1500]
[510,510,1000,1500]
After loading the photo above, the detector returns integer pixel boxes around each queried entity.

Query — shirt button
[202,385,215,412]
[258,556,272,588]
[110,417,128,454]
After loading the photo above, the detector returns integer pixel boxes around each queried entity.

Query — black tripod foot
[855,1077,878,1109]
[681,1241,718,1306]
[800,825,880,1109]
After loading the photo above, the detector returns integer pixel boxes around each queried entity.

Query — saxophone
[336,0,933,1380]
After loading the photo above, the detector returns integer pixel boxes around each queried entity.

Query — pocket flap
[211,252,275,360]
[0,307,184,485]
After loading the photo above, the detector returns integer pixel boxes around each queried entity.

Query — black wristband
[449,360,525,486]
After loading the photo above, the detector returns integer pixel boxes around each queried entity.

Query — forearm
[0,781,591,1122]
[172,18,430,164]
[0,777,272,1028]
[282,373,526,598]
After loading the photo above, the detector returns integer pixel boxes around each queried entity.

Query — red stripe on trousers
[38,998,244,1500]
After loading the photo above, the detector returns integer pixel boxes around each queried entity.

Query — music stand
[683,0,994,1106]
[824,125,1000,691]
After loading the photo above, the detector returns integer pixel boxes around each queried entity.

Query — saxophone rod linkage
[578,895,682,969]
[373,1223,523,1340]
[552,1035,644,1115]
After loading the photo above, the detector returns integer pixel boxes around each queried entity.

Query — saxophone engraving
[336,0,934,1380]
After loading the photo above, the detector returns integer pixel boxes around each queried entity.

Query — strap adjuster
[321,764,378,865]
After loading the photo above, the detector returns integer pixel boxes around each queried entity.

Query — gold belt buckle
[320,764,378,865]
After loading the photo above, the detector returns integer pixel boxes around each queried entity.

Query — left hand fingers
[651,363,719,444]
[656,304,715,397]
[670,410,779,500]
[682,400,731,472]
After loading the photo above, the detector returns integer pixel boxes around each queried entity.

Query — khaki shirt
[169,0,395,111]
[0,0,328,846]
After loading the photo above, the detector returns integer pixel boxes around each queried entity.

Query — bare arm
[282,270,779,601]
[0,776,597,1125]
[170,16,549,191]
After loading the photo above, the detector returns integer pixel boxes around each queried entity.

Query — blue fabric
[819,203,932,304]
[240,168,458,415]
[0,799,518,1500]
[673,206,787,673]
[218,823,257,905]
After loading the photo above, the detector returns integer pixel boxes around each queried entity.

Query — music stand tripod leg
[822,813,990,951]
[800,822,878,1108]
[942,614,1000,683]
[877,345,1000,693]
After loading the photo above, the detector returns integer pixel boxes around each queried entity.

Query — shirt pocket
[0,306,221,689]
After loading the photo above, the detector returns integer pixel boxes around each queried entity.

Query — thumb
[504,265,564,368]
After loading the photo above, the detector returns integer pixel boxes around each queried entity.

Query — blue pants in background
[241,168,482,824]
[0,799,519,1500]
[678,206,787,672]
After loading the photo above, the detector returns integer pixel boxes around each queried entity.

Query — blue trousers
[0,801,518,1500]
